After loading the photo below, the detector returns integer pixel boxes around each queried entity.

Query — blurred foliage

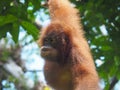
[0,0,41,42]
[0,0,120,90]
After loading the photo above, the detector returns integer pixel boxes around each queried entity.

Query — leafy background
[0,0,120,90]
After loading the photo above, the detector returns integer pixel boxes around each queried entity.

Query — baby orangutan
[38,0,101,90]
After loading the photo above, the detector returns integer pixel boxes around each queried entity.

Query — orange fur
[38,0,100,90]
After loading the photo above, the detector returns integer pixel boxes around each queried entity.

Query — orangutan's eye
[50,38,56,43]
[44,38,56,44]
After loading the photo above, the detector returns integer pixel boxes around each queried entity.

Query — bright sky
[19,29,46,83]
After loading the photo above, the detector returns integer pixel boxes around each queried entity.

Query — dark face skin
[40,31,71,64]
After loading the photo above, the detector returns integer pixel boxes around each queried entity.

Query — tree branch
[109,77,118,90]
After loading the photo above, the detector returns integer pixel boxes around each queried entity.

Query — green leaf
[0,29,8,38]
[0,15,17,26]
[9,22,19,43]
[101,45,112,51]
[21,21,39,40]
[0,24,12,38]
[114,56,120,66]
